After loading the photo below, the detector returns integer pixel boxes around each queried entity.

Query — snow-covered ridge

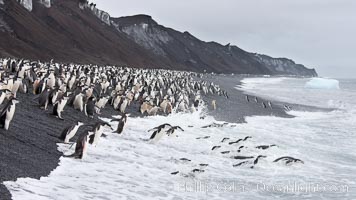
[18,0,33,11]
[253,53,318,77]
[38,0,50,8]
[79,1,111,26]
[0,16,12,32]
[13,0,110,27]
[119,22,172,56]
[16,0,51,11]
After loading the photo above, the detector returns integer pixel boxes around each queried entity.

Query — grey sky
[92,0,356,78]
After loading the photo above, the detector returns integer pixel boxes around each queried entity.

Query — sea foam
[5,78,356,199]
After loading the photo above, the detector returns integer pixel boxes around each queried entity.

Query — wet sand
[201,74,330,123]
[0,75,308,199]
[201,74,292,123]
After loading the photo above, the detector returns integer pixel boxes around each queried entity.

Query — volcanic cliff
[0,0,317,76]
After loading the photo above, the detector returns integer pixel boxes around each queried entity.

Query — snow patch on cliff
[100,11,111,26]
[120,23,172,56]
[0,16,12,32]
[38,0,50,8]
[85,3,111,26]
[253,53,317,77]
[19,0,33,11]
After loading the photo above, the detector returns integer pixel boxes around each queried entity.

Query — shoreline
[201,74,293,123]
[0,92,122,199]
[0,75,320,199]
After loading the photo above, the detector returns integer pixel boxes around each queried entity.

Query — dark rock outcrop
[0,0,317,76]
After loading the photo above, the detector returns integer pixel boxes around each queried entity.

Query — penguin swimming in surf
[148,123,172,132]
[229,139,242,145]
[166,126,184,137]
[273,156,304,165]
[233,161,249,167]
[148,123,173,143]
[250,155,267,169]
[243,136,252,141]
[211,146,221,151]
[231,156,254,160]
[256,144,277,150]
[88,122,113,146]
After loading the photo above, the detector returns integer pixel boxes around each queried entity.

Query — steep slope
[0,0,317,76]
[113,15,271,74]
[0,0,165,67]
[114,15,317,76]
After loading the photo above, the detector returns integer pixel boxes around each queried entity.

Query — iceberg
[305,78,340,89]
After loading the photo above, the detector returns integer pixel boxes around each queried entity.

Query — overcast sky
[92,0,356,78]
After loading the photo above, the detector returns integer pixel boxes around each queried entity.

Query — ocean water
[4,77,356,199]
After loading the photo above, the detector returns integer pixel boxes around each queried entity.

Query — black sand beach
[202,74,331,123]
[0,75,299,199]
[201,75,293,123]
[0,91,123,199]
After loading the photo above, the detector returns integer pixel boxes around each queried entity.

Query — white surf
[4,77,356,199]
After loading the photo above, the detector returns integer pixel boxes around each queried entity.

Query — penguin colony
[0,58,227,158]
[0,58,302,176]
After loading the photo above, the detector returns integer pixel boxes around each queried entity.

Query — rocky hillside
[0,0,317,76]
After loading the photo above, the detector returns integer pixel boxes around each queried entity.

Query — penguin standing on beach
[53,95,69,120]
[245,95,250,102]
[49,88,60,105]
[211,100,217,110]
[111,113,128,134]
[0,96,20,130]
[0,89,12,105]
[60,121,85,143]
[84,96,95,118]
[38,88,50,110]
[262,102,267,108]
[73,93,85,112]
